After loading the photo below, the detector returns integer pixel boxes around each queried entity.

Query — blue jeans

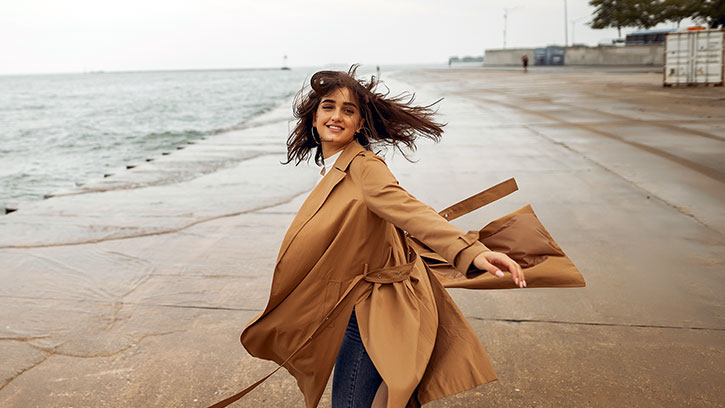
[332,309,383,408]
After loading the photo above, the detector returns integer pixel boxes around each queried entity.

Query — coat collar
[276,141,367,263]
[330,140,367,173]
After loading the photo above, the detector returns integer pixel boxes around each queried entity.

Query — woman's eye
[345,109,355,114]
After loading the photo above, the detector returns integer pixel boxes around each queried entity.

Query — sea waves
[0,68,314,209]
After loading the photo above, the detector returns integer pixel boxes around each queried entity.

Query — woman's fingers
[488,252,525,288]
[517,262,526,288]
[474,251,526,287]
[478,256,504,277]
[509,258,526,288]
[504,256,525,288]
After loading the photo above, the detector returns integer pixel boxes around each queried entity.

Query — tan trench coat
[235,140,584,408]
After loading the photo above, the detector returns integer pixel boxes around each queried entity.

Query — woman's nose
[330,108,341,121]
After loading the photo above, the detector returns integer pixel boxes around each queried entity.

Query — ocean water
[0,68,316,210]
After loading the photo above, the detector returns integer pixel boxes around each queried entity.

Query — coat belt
[363,251,417,284]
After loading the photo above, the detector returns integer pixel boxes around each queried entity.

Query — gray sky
[0,0,693,74]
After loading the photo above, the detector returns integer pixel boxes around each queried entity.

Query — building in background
[626,28,677,46]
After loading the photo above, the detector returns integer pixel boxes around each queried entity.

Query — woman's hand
[473,251,526,288]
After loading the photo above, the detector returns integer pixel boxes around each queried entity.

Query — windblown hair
[285,65,445,166]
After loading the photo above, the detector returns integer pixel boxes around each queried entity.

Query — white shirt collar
[321,149,343,176]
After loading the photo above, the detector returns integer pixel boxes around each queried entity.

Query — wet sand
[1,67,723,407]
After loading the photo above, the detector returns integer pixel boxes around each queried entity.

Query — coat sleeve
[352,153,489,274]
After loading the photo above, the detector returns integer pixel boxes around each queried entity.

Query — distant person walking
[521,55,529,72]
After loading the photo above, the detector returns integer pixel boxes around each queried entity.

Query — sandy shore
[1,67,723,407]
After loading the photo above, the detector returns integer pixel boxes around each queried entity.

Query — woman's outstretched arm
[353,153,524,287]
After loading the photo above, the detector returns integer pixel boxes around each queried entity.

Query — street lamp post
[503,7,519,49]
[564,0,569,46]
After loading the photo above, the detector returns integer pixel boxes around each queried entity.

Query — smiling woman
[214,65,527,408]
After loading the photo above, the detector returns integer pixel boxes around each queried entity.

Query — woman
[240,66,525,408]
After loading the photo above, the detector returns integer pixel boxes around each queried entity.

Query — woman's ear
[312,112,317,127]
[357,118,364,133]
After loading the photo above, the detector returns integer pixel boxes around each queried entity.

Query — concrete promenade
[0,67,723,407]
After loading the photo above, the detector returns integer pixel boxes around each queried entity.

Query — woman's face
[312,87,363,153]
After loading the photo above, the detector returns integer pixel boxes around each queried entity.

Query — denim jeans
[332,308,383,408]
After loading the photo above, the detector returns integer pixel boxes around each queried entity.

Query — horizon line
[0,61,455,77]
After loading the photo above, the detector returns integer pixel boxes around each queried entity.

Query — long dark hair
[285,65,445,166]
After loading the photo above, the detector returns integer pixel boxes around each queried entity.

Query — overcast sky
[0,0,693,74]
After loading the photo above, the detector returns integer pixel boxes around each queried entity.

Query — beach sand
[1,67,723,407]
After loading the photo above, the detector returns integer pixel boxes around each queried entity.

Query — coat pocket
[320,280,343,328]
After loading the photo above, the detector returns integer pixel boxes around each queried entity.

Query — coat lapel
[276,141,366,263]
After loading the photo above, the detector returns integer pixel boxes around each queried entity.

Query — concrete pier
[0,67,723,407]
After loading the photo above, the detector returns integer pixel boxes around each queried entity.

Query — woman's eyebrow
[321,99,358,109]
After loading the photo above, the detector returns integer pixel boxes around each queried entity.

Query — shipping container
[664,29,724,86]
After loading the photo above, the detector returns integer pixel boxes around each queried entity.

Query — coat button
[377,274,382,278]
[397,271,401,275]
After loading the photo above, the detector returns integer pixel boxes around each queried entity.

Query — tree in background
[656,0,700,27]
[589,0,660,37]
[590,0,637,37]
[629,0,662,28]
[590,0,724,36]
[694,0,725,28]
